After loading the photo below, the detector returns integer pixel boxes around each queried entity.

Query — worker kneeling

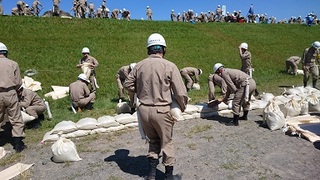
[17,86,47,129]
[69,73,96,112]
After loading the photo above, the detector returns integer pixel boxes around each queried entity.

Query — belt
[0,87,16,92]
[140,103,170,107]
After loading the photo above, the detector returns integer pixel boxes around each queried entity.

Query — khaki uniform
[32,0,42,16]
[79,55,99,91]
[302,47,320,86]
[0,4,3,15]
[124,54,188,166]
[286,56,301,75]
[219,68,256,116]
[69,80,95,108]
[171,11,176,21]
[180,67,201,91]
[208,73,227,101]
[239,50,252,74]
[116,65,135,107]
[122,10,130,21]
[0,55,25,137]
[146,8,152,20]
[111,9,120,19]
[88,2,94,18]
[18,88,46,119]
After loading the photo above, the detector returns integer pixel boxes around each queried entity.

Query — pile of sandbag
[41,113,138,143]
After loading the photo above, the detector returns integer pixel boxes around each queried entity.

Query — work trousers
[180,70,193,90]
[25,105,46,119]
[232,79,256,115]
[73,93,95,108]
[0,90,25,137]
[138,104,176,166]
[303,63,319,84]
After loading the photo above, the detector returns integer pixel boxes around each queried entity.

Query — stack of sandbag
[41,114,138,143]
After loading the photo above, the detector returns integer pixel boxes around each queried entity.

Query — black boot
[304,81,307,87]
[165,166,182,180]
[313,80,318,89]
[145,158,158,180]
[226,115,239,126]
[254,89,259,97]
[86,103,94,110]
[239,111,248,120]
[13,137,26,153]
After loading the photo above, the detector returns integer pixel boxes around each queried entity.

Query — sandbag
[51,120,78,134]
[299,98,309,115]
[115,99,131,114]
[307,92,320,112]
[284,98,301,118]
[97,116,120,128]
[51,137,82,163]
[61,130,91,138]
[21,111,35,123]
[115,113,137,125]
[184,104,200,114]
[192,83,200,90]
[264,100,286,131]
[76,117,98,130]
[170,98,183,121]
[41,131,59,143]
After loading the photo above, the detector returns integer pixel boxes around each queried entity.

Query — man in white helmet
[146,6,152,20]
[32,0,43,16]
[0,42,26,153]
[238,42,259,96]
[116,63,136,112]
[213,63,256,126]
[302,41,320,88]
[69,73,96,112]
[124,33,188,180]
[77,47,99,91]
[180,67,203,92]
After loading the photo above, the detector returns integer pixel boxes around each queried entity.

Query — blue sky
[1,0,319,21]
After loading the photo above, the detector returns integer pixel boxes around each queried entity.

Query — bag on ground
[51,137,82,163]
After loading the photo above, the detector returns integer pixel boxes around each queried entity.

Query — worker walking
[0,42,26,153]
[214,63,256,126]
[302,41,320,88]
[124,33,188,180]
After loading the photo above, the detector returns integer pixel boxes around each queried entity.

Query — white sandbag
[97,115,120,128]
[284,98,301,118]
[192,83,200,90]
[184,104,200,114]
[217,102,229,111]
[307,92,320,112]
[90,127,110,134]
[115,113,137,125]
[182,113,194,120]
[170,99,183,121]
[263,99,282,124]
[76,117,98,130]
[0,147,7,160]
[260,92,275,102]
[115,99,131,114]
[124,122,138,128]
[106,124,126,132]
[193,112,201,119]
[195,103,216,113]
[264,100,286,131]
[81,62,92,78]
[62,130,91,138]
[51,137,82,163]
[296,69,304,75]
[299,98,309,115]
[51,120,78,134]
[21,111,36,123]
[41,130,59,143]
[218,109,233,115]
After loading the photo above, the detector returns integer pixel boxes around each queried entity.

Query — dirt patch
[1,109,320,180]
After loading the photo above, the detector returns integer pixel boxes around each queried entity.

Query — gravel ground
[1,109,320,180]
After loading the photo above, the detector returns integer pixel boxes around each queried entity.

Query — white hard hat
[312,41,320,49]
[147,6,149,8]
[123,8,126,11]
[82,47,90,54]
[78,73,90,83]
[213,63,224,73]
[198,69,203,75]
[26,4,29,7]
[239,42,248,50]
[0,42,8,52]
[129,63,136,69]
[146,33,167,48]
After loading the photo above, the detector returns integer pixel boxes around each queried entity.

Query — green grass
[0,16,318,139]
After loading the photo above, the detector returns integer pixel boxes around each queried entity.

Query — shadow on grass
[104,149,166,179]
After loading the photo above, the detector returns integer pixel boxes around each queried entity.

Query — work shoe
[165,174,182,180]
[226,115,239,126]
[13,137,26,153]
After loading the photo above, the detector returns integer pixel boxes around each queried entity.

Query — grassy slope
[1,16,318,132]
